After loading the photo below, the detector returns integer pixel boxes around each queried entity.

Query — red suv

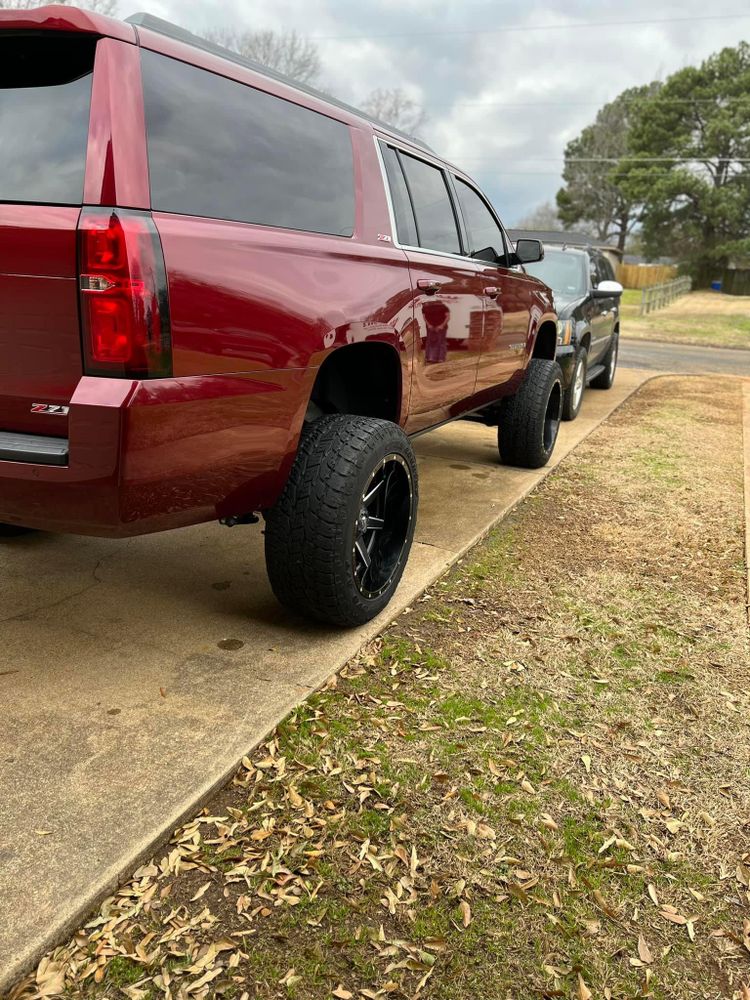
[0,7,561,626]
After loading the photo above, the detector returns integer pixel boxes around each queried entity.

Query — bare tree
[205,28,321,86]
[514,201,564,231]
[361,88,427,135]
[0,0,117,11]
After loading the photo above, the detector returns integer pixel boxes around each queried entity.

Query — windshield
[524,249,588,298]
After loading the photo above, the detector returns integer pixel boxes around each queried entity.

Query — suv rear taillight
[77,208,172,378]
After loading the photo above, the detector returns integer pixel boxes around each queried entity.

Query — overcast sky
[119,0,750,225]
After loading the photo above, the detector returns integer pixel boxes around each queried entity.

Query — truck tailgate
[0,32,97,441]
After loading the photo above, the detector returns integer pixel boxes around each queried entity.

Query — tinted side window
[380,144,418,246]
[399,154,460,254]
[141,50,355,237]
[0,35,96,204]
[588,254,599,288]
[454,178,506,262]
[599,256,615,282]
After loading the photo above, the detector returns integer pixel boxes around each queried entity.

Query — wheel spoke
[362,477,385,506]
[354,456,413,598]
[355,537,372,570]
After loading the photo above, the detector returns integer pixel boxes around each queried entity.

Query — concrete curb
[743,382,750,627]
[0,370,656,994]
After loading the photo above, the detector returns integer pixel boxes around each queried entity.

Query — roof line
[125,12,434,154]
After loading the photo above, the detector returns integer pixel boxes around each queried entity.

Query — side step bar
[585,363,606,384]
[0,431,69,466]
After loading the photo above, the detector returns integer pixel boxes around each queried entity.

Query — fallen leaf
[459,900,472,927]
[36,957,65,997]
[638,935,653,964]
[660,909,688,925]
[577,973,592,1000]
[332,987,353,999]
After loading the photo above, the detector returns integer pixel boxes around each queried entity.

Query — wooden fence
[617,263,678,289]
[722,268,750,296]
[639,276,692,316]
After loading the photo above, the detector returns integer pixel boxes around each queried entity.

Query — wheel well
[308,343,402,423]
[532,321,556,361]
[580,331,591,353]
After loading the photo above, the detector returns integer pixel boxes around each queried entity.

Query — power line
[310,12,750,41]
[451,98,750,106]
[486,171,681,176]
[457,156,750,162]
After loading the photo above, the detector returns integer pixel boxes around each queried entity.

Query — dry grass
[621,291,750,349]
[8,377,749,1000]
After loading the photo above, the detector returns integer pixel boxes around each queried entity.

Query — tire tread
[265,415,417,627]
[498,358,562,469]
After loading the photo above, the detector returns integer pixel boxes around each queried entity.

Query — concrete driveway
[0,370,649,990]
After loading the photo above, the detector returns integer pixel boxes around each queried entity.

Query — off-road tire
[562,346,587,421]
[498,358,563,469]
[265,415,418,627]
[591,332,618,389]
[0,524,35,537]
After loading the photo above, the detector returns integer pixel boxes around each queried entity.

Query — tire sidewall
[564,347,587,421]
[609,334,619,385]
[498,359,563,469]
[539,365,563,464]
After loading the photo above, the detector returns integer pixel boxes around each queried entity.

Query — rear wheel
[562,346,587,421]
[591,332,618,389]
[498,358,563,469]
[265,415,418,627]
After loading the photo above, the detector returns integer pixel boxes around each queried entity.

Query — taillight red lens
[77,209,172,378]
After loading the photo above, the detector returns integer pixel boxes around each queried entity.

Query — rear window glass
[0,35,95,205]
[141,50,356,237]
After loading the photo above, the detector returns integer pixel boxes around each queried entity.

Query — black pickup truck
[522,244,623,420]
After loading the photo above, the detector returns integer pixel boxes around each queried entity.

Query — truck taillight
[77,209,172,378]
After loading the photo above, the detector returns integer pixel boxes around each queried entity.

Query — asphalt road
[620,337,750,376]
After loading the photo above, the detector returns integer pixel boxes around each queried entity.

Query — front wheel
[591,333,618,389]
[265,415,418,627]
[498,358,563,469]
[562,346,587,421]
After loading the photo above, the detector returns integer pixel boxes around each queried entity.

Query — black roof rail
[125,12,434,154]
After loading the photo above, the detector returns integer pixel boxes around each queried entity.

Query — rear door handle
[483,286,500,299]
[417,278,446,295]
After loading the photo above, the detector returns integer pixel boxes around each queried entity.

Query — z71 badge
[31,403,69,416]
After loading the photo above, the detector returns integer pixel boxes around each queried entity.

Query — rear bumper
[0,371,312,537]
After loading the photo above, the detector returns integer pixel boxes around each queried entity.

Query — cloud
[120,0,749,225]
